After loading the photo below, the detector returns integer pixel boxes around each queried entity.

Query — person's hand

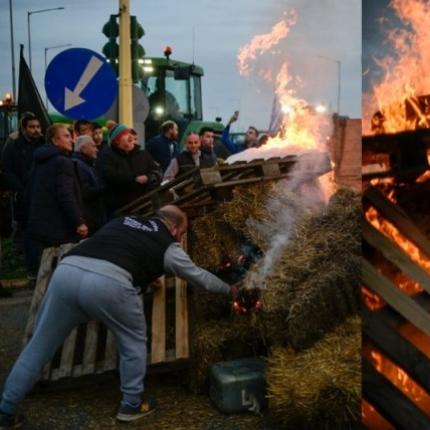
[228,110,239,125]
[77,223,89,237]
[230,284,239,298]
[149,278,163,290]
[135,175,149,184]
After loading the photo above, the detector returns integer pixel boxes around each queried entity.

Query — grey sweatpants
[0,258,147,414]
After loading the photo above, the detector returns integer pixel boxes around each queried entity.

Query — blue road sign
[45,48,117,120]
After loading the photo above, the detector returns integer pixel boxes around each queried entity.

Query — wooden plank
[363,311,430,394]
[175,276,189,359]
[362,359,430,430]
[363,219,430,293]
[103,330,117,371]
[23,247,58,346]
[150,276,166,363]
[82,320,99,374]
[364,186,430,257]
[362,259,430,336]
[53,327,79,380]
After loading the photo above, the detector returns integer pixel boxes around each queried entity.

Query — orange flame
[365,206,430,276]
[363,344,430,413]
[237,11,297,77]
[363,0,430,134]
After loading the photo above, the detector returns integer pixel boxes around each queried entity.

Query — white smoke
[247,152,330,288]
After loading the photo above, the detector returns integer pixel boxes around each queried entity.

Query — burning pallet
[117,152,332,217]
[23,241,189,382]
[362,186,430,429]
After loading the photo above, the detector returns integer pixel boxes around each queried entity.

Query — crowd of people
[0,110,267,427]
[0,111,265,282]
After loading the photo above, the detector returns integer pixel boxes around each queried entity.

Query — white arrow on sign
[64,55,104,110]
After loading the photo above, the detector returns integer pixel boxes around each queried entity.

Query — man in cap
[0,205,237,427]
[98,123,161,216]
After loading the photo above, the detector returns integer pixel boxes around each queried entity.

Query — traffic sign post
[45,47,118,120]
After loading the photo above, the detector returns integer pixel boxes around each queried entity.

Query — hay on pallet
[244,188,361,350]
[266,316,361,430]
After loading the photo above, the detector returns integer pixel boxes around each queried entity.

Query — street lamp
[27,7,65,71]
[317,55,341,115]
[44,44,72,109]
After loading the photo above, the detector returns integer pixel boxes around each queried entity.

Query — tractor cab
[139,55,204,142]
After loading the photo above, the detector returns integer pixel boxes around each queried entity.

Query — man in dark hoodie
[98,123,161,216]
[25,124,88,274]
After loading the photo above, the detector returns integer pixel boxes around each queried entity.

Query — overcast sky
[0,0,361,130]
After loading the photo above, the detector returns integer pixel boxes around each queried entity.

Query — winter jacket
[1,134,44,220]
[26,144,85,246]
[145,133,178,172]
[98,145,162,213]
[73,152,106,234]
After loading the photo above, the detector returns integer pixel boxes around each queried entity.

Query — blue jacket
[26,144,84,245]
[146,134,178,172]
[222,124,245,154]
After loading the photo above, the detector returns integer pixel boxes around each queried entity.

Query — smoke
[247,152,330,288]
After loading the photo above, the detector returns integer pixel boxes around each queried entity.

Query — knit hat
[109,123,130,146]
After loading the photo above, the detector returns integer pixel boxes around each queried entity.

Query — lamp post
[9,0,16,101]
[44,44,72,109]
[317,55,341,115]
[27,7,65,71]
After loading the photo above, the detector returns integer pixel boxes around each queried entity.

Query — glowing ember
[363,344,430,413]
[362,399,395,430]
[361,286,385,311]
[365,206,430,276]
[363,0,430,134]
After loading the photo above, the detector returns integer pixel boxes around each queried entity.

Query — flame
[234,10,332,159]
[237,11,297,77]
[362,399,395,430]
[364,344,430,414]
[363,0,430,134]
[365,206,430,276]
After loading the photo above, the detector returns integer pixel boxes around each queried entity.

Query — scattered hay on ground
[266,316,361,430]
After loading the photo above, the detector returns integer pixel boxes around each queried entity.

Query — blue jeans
[0,262,147,414]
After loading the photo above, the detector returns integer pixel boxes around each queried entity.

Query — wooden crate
[116,152,332,218]
[362,186,430,428]
[23,242,189,381]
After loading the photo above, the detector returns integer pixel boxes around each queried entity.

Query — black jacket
[66,216,176,287]
[1,134,44,220]
[26,144,85,246]
[98,145,162,213]
[146,133,178,172]
[73,152,106,234]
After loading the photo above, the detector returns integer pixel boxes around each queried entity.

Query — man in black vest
[0,205,236,428]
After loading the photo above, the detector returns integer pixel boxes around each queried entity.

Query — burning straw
[266,316,361,429]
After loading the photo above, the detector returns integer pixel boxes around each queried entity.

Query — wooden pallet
[23,241,189,381]
[362,186,430,428]
[117,152,332,217]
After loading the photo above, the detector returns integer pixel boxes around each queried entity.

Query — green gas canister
[209,357,267,414]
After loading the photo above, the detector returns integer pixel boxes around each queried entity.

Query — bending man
[0,205,236,428]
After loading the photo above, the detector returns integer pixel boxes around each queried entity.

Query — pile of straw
[266,317,361,429]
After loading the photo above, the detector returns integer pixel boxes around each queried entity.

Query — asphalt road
[0,289,273,430]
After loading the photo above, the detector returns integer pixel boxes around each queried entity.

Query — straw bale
[266,317,361,429]
[247,188,361,349]
[190,211,243,269]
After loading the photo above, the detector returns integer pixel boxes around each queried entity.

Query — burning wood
[363,0,430,135]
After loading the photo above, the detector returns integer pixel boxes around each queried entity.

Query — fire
[237,11,297,77]
[363,0,430,134]
[362,399,395,430]
[363,344,430,414]
[235,10,332,159]
[365,206,430,276]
